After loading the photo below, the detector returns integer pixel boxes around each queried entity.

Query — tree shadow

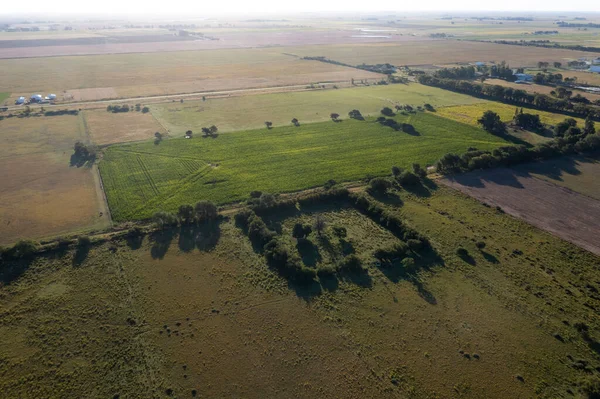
[370,190,404,206]
[178,221,221,252]
[296,238,322,267]
[320,274,339,292]
[69,152,96,168]
[125,233,144,250]
[0,258,34,285]
[150,229,176,259]
[458,251,477,265]
[72,245,90,266]
[481,250,499,264]
[340,239,355,255]
[338,268,373,288]
[403,181,432,198]
[288,278,323,301]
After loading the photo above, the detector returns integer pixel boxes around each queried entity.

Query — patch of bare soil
[442,167,600,256]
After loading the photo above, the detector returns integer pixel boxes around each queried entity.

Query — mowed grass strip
[100,112,509,221]
[150,83,484,134]
[436,102,584,128]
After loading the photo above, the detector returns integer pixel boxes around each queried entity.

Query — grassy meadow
[0,92,10,104]
[99,112,509,221]
[150,82,485,134]
[2,185,599,398]
[84,108,167,145]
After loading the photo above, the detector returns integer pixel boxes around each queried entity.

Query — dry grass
[0,48,379,102]
[84,109,167,145]
[0,114,109,244]
[288,40,597,67]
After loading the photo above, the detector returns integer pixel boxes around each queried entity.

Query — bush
[476,241,486,249]
[292,223,312,239]
[412,163,427,179]
[77,235,91,247]
[381,107,395,116]
[234,209,254,227]
[456,247,469,257]
[153,212,178,228]
[11,240,38,258]
[250,190,262,198]
[374,242,409,263]
[397,171,420,186]
[401,257,416,271]
[337,254,363,272]
[401,123,416,134]
[407,239,423,252]
[369,177,392,193]
[391,166,402,177]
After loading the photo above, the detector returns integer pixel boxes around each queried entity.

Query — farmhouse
[514,73,533,83]
[30,94,43,103]
[590,66,600,74]
[15,96,25,105]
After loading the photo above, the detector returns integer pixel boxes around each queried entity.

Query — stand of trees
[417,75,600,120]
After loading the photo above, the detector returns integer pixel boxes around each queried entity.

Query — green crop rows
[99,112,510,221]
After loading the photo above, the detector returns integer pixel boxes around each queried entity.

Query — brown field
[485,78,600,102]
[442,167,600,256]
[0,114,109,245]
[64,87,118,102]
[84,109,167,145]
[288,40,598,67]
[0,49,380,102]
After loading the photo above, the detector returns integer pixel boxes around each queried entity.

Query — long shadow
[296,238,322,267]
[320,274,339,292]
[288,278,323,301]
[481,250,500,264]
[338,268,373,288]
[72,245,91,266]
[125,233,144,250]
[150,229,176,259]
[0,258,34,285]
[403,181,432,198]
[370,190,404,206]
[178,220,221,252]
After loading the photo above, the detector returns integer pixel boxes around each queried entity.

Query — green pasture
[99,112,509,221]
[150,83,485,133]
[0,92,10,104]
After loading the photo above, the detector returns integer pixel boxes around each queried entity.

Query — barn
[590,66,600,74]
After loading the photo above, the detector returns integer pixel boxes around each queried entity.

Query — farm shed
[514,73,533,83]
[590,66,600,74]
[30,94,43,103]
[15,96,25,105]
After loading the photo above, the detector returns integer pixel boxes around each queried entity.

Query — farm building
[590,66,600,74]
[45,94,57,101]
[475,62,486,67]
[30,94,43,103]
[514,73,533,83]
[593,58,600,65]
[15,97,25,105]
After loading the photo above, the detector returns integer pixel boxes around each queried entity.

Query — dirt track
[442,168,600,256]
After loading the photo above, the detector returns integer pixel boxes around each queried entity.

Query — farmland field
[512,155,600,201]
[99,112,509,221]
[2,185,599,398]
[0,48,380,102]
[0,92,10,104]
[485,78,600,102]
[0,114,110,245]
[442,167,600,256]
[84,108,167,145]
[150,82,485,134]
[288,40,598,68]
[436,102,585,128]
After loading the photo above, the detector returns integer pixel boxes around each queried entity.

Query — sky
[0,0,598,16]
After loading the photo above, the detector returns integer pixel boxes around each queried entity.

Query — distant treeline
[557,22,600,29]
[432,62,514,81]
[471,17,533,21]
[475,39,600,54]
[303,56,397,75]
[531,30,559,35]
[417,75,600,120]
[44,109,78,116]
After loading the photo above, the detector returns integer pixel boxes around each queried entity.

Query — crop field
[99,112,509,221]
[0,114,109,245]
[2,185,599,398]
[288,40,597,68]
[0,92,10,104]
[512,155,600,201]
[442,167,600,256]
[84,109,167,145]
[150,82,485,133]
[0,48,379,102]
[436,102,585,129]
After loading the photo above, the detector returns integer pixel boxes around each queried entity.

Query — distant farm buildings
[590,66,600,74]
[514,73,533,83]
[14,93,57,105]
[15,96,25,105]
[30,94,43,103]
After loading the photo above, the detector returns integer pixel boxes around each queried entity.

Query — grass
[0,92,10,104]
[99,112,509,221]
[0,114,110,245]
[84,108,167,145]
[150,82,485,133]
[2,185,599,398]
[436,102,585,128]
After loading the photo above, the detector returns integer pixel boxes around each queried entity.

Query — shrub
[381,107,395,116]
[401,257,416,271]
[401,123,416,134]
[391,166,402,177]
[323,179,337,189]
[337,254,363,272]
[153,211,178,228]
[292,223,312,239]
[476,241,486,249]
[369,177,392,193]
[424,103,435,111]
[412,163,427,179]
[397,171,420,186]
[77,235,91,247]
[235,209,254,227]
[11,240,38,258]
[374,242,409,263]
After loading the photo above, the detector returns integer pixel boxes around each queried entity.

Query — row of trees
[153,200,218,228]
[475,39,600,54]
[417,75,600,119]
[436,117,599,174]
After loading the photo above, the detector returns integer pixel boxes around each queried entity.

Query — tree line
[417,75,600,120]
[471,39,600,54]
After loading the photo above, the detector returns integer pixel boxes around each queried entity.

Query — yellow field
[0,114,109,245]
[287,40,597,67]
[84,109,167,145]
[0,48,380,103]
[436,102,584,128]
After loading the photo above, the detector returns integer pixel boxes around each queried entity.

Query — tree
[330,113,340,121]
[291,118,299,126]
[142,106,150,113]
[177,204,195,224]
[201,127,211,137]
[264,121,273,129]
[412,163,427,179]
[554,118,577,137]
[202,96,206,101]
[397,170,420,186]
[584,115,596,135]
[369,177,391,193]
[348,109,364,120]
[313,215,326,236]
[153,211,178,228]
[514,113,544,131]
[195,201,218,222]
[391,166,402,177]
[209,125,218,135]
[477,111,506,135]
[292,223,312,239]
[381,107,395,116]
[553,62,562,68]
